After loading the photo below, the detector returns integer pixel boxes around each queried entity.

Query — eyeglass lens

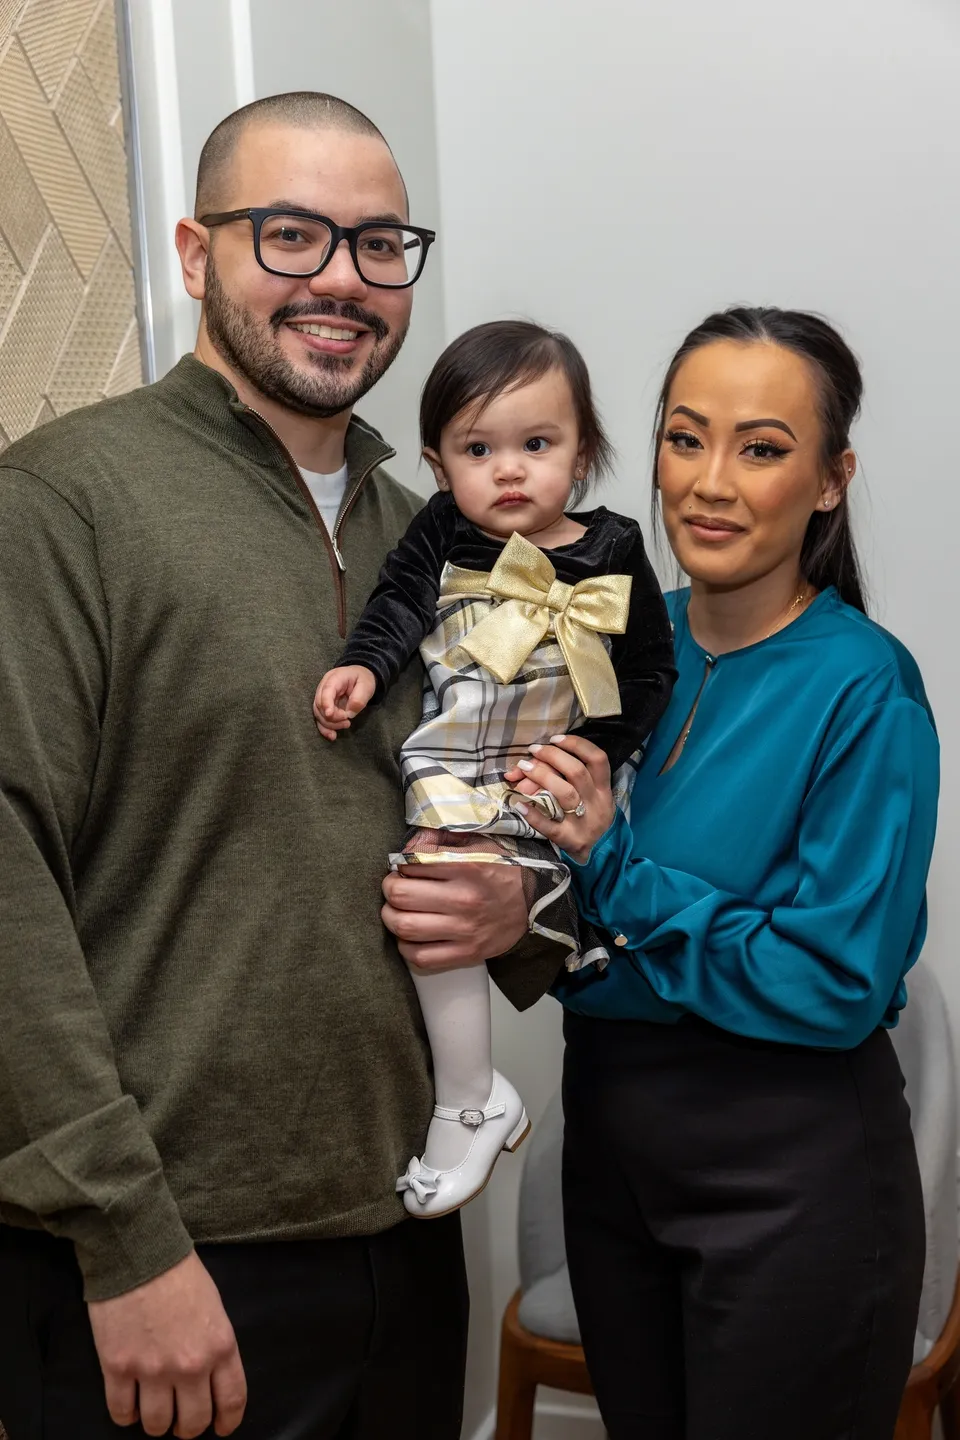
[258,215,424,285]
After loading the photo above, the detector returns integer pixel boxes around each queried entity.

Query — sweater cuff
[73,1171,194,1301]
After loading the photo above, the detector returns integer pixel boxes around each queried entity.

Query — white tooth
[291,322,356,339]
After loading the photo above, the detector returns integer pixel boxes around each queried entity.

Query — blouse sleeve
[337,491,456,698]
[564,695,940,1047]
[573,526,677,771]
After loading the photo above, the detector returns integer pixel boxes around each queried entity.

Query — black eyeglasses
[199,207,436,289]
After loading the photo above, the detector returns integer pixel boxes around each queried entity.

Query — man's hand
[88,1251,247,1438]
[382,863,528,971]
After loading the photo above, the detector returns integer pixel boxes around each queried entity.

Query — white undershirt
[300,462,349,536]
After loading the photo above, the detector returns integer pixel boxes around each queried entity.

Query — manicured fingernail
[550,734,567,743]
[517,759,535,771]
[529,743,543,753]
[514,802,529,815]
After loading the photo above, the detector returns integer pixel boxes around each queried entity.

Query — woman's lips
[683,515,746,543]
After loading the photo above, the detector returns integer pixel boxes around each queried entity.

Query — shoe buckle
[459,1108,485,1127]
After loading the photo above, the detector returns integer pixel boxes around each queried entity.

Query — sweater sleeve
[573,526,676,771]
[0,469,193,1300]
[564,695,939,1047]
[337,490,455,698]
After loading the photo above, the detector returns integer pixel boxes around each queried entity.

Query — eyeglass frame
[198,207,437,289]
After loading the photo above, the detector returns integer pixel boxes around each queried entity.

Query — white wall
[248,0,445,489]
[430,0,960,1431]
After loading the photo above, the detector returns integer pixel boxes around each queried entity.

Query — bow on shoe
[451,532,632,718]
[396,1156,440,1204]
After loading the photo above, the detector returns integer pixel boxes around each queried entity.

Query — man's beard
[203,256,407,419]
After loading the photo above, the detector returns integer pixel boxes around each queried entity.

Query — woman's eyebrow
[734,417,798,441]
[669,405,709,425]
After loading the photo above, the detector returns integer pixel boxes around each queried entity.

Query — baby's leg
[408,962,494,1172]
[394,829,529,1215]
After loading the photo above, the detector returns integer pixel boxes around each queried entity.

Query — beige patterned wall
[0,0,143,454]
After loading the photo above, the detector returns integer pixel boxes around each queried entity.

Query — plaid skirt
[390,566,634,969]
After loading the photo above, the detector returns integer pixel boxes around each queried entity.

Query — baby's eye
[524,437,550,454]
[467,442,491,459]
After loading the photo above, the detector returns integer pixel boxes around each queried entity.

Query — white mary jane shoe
[396,1071,530,1219]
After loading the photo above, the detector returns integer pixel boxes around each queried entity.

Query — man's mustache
[272,299,389,343]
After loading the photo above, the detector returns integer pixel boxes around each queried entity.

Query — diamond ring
[564,801,587,817]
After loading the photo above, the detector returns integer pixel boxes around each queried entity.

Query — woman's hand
[504,735,616,864]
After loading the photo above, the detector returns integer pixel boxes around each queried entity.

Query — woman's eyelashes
[663,429,790,462]
[740,438,790,461]
[664,428,701,453]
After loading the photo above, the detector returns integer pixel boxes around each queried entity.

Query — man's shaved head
[195,92,397,217]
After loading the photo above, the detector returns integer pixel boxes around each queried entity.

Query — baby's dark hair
[419,320,614,504]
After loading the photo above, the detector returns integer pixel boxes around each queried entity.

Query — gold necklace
[761,586,812,642]
[666,585,813,770]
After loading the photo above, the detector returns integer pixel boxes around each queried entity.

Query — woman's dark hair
[420,320,614,504]
[652,306,868,613]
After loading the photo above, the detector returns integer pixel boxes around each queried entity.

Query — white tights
[408,962,495,1171]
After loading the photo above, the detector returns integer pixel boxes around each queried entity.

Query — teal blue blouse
[555,587,940,1048]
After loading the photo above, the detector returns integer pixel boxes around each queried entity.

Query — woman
[505,307,939,1440]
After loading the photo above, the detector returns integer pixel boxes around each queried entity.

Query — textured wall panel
[0,111,50,267]
[0,39,108,277]
[16,0,99,99]
[0,0,143,456]
[0,232,22,328]
[48,234,134,414]
[105,317,142,398]
[79,0,120,116]
[0,0,25,36]
[0,226,83,437]
[56,57,132,260]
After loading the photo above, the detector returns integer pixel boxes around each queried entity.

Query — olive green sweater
[0,356,560,1301]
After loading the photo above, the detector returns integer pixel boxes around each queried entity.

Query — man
[0,93,562,1440]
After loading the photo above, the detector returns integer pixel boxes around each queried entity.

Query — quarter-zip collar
[152,355,396,637]
[154,354,395,497]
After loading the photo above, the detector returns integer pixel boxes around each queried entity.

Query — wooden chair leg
[940,1376,960,1440]
[895,1383,936,1440]
[494,1321,537,1440]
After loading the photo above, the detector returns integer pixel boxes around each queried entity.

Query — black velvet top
[339,492,677,771]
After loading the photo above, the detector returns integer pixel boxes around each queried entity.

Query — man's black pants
[0,1214,468,1440]
[562,1011,925,1440]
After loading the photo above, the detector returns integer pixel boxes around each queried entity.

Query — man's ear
[176,218,211,301]
[423,448,450,492]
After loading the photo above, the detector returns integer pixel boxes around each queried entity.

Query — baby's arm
[574,523,677,770]
[313,493,457,739]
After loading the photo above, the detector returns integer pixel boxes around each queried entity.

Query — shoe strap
[433,1100,507,1127]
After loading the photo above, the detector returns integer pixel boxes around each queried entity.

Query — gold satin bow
[446,531,632,718]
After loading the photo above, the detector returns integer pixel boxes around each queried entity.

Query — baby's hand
[313,666,377,742]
